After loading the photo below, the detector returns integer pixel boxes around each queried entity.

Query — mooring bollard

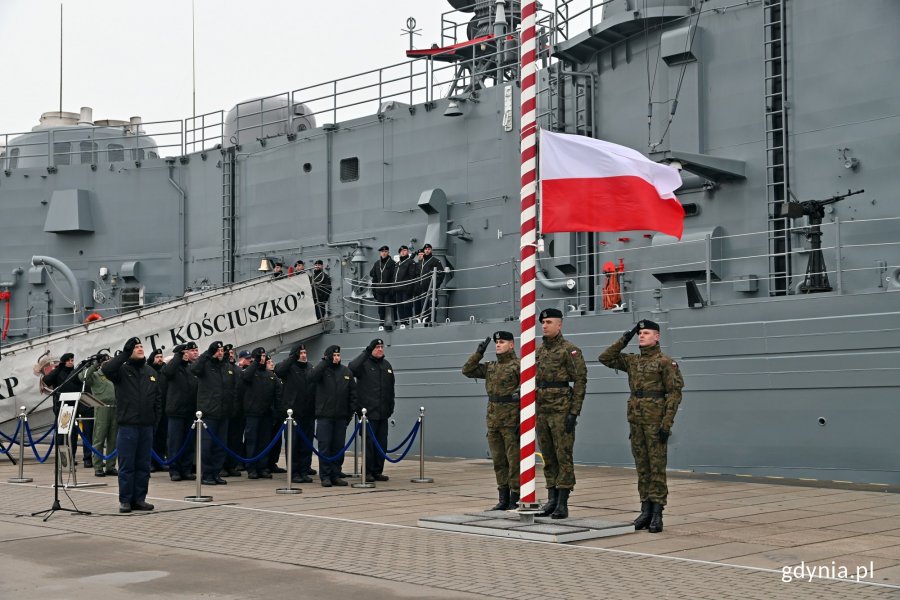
[185,411,212,502]
[8,406,33,484]
[410,406,433,483]
[276,410,301,495]
[352,409,375,489]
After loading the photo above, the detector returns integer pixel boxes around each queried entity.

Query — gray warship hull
[1,0,898,484]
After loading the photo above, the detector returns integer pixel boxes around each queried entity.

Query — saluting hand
[476,337,491,355]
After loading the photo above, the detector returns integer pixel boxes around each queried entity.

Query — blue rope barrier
[24,422,56,463]
[367,420,420,464]
[0,419,22,445]
[205,422,287,464]
[77,427,118,461]
[293,419,362,463]
[28,423,57,445]
[150,432,193,466]
[385,420,419,454]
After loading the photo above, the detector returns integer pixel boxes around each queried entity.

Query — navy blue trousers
[366,418,389,477]
[315,417,348,481]
[201,418,228,480]
[244,415,273,475]
[117,425,153,505]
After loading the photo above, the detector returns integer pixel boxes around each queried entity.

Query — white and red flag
[539,130,685,239]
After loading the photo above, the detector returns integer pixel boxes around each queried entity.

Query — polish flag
[539,130,685,239]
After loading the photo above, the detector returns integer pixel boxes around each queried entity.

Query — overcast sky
[0,0,452,134]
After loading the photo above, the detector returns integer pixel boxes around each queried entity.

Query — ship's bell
[258,258,272,272]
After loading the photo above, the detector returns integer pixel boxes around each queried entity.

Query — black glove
[476,337,490,355]
[123,337,140,356]
[658,428,671,444]
[366,340,379,354]
[289,346,300,361]
[622,323,640,345]
[208,341,222,354]
[564,414,577,433]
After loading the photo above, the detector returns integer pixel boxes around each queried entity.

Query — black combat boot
[551,488,570,519]
[648,503,664,533]
[633,500,653,530]
[536,488,558,517]
[509,489,520,509]
[490,487,511,511]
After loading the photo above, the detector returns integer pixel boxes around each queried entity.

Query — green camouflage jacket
[535,334,587,415]
[598,337,684,430]
[462,349,520,428]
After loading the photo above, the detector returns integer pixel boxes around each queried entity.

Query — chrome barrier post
[185,411,212,502]
[350,412,361,479]
[276,410,301,495]
[410,406,433,483]
[352,409,375,488]
[8,406,33,483]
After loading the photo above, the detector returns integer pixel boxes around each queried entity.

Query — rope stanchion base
[351,479,375,489]
[275,487,301,495]
[410,476,434,483]
[8,476,34,483]
[184,494,213,503]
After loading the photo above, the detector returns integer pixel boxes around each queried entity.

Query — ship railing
[185,110,225,153]
[0,119,185,170]
[531,216,900,312]
[340,258,519,328]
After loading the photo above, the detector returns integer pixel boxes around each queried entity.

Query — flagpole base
[275,488,301,495]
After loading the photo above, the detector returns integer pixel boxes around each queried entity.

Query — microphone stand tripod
[31,359,94,521]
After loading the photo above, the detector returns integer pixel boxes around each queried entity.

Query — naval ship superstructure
[1,0,898,484]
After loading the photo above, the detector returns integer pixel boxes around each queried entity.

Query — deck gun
[779,188,864,293]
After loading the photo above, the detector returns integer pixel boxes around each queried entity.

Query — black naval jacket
[190,351,236,420]
[348,351,395,421]
[101,353,161,427]
[275,358,315,419]
[309,359,356,420]
[162,354,198,419]
[240,361,283,418]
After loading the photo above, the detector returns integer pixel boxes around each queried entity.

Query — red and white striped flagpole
[519,0,538,507]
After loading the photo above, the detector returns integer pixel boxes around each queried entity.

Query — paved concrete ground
[1,453,899,599]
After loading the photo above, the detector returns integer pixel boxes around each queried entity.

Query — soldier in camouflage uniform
[462,331,521,510]
[534,308,587,519]
[599,319,684,533]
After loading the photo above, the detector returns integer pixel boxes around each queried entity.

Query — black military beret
[493,331,514,342]
[184,342,198,350]
[60,353,75,363]
[399,245,409,251]
[210,341,224,349]
[173,344,186,354]
[148,349,162,360]
[378,245,389,252]
[539,308,563,321]
[638,319,660,331]
[314,259,324,266]
[253,346,266,355]
[295,260,305,266]
[273,262,284,268]
[423,243,433,249]
[224,344,234,352]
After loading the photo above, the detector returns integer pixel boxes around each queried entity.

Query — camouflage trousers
[536,412,575,489]
[487,425,519,490]
[630,421,668,505]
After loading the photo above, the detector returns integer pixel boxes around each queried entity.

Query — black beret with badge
[638,319,660,331]
[492,331,514,342]
[539,308,563,321]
